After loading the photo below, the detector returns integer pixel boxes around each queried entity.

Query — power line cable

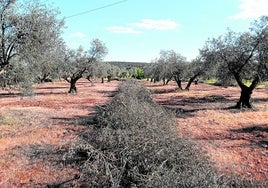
[65,0,128,19]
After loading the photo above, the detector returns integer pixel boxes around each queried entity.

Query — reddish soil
[0,79,267,187]
[144,81,268,183]
[0,79,118,187]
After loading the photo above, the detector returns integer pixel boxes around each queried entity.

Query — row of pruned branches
[63,80,257,187]
[0,0,267,107]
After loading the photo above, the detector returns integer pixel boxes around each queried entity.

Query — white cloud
[68,32,87,39]
[107,19,180,34]
[230,0,268,19]
[106,26,143,34]
[130,19,180,30]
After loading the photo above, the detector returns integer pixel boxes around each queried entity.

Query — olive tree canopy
[0,0,64,69]
[201,16,268,108]
[0,0,64,92]
[61,39,108,93]
[152,50,187,89]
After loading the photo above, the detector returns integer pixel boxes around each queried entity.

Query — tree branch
[237,39,260,73]
[249,75,260,91]
[63,77,70,83]
[233,72,247,90]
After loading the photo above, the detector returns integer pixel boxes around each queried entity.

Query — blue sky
[44,0,268,62]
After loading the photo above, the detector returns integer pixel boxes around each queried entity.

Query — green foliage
[134,67,144,79]
[87,61,109,79]
[0,60,35,96]
[258,81,268,89]
[205,78,218,84]
[60,39,108,92]
[201,16,268,88]
[148,50,192,88]
[125,71,131,78]
[0,0,64,92]
[243,81,268,88]
[20,80,35,97]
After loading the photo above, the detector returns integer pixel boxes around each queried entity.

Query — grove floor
[0,79,267,187]
[145,81,268,182]
[0,80,118,187]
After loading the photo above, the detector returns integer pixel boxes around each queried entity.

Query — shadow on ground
[230,124,268,149]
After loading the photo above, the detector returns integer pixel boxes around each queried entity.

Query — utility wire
[65,0,128,19]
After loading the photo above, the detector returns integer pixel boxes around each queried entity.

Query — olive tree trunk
[174,76,183,90]
[68,79,78,93]
[234,74,259,108]
[68,75,82,93]
[185,72,201,91]
[236,87,253,108]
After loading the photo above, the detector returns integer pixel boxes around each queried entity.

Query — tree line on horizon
[0,0,267,108]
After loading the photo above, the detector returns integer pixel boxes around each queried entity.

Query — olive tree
[184,54,217,90]
[172,57,187,90]
[0,0,64,69]
[150,62,161,82]
[201,16,268,108]
[0,0,64,92]
[143,63,154,81]
[88,61,111,83]
[155,51,174,85]
[26,39,66,83]
[152,50,187,90]
[61,39,108,93]
[0,58,30,90]
[109,64,121,80]
[184,58,203,90]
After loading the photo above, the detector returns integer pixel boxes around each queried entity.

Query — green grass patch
[243,80,268,88]
[257,81,268,89]
[204,78,217,84]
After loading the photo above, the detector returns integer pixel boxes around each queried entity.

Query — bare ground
[144,81,268,183]
[0,79,267,187]
[0,79,118,187]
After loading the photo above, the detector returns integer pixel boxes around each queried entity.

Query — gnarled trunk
[174,76,183,90]
[165,77,172,85]
[234,74,259,109]
[185,72,200,91]
[66,68,86,93]
[162,78,166,85]
[68,76,82,93]
[107,75,111,82]
[68,79,77,93]
[236,87,253,108]
[39,74,49,83]
[162,78,171,85]
[86,76,95,86]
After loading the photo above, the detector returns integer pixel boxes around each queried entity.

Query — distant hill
[106,61,150,68]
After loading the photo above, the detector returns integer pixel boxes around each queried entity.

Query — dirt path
[0,80,118,187]
[145,81,268,183]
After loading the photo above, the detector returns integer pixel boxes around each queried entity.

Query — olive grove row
[0,0,128,94]
[145,16,268,108]
[0,0,267,108]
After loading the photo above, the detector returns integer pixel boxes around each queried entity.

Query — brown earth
[0,79,118,187]
[0,79,267,187]
[144,81,268,183]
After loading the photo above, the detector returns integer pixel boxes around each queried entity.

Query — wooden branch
[249,75,260,91]
[233,73,247,90]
